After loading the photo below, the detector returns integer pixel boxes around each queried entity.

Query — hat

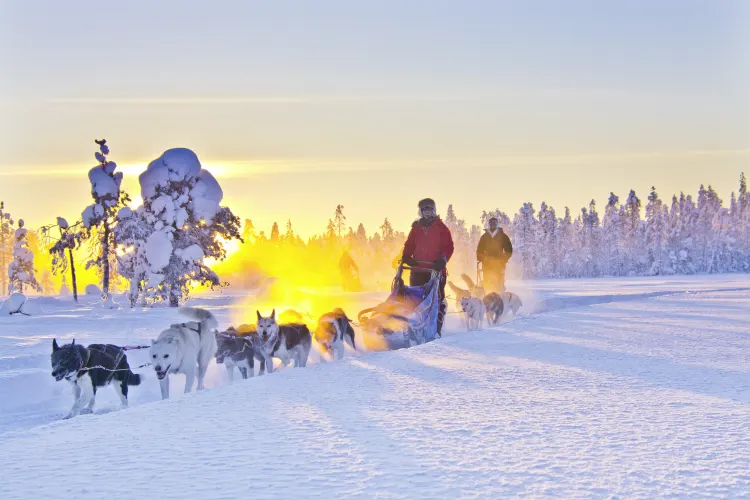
[418,198,436,208]
[488,217,498,223]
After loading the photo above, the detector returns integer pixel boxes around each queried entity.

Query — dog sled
[358,260,441,351]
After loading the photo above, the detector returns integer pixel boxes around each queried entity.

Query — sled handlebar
[399,260,440,272]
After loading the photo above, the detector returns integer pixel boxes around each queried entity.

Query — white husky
[150,307,218,400]
[500,292,523,317]
[461,297,486,331]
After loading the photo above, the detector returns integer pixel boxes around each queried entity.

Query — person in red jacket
[401,198,454,335]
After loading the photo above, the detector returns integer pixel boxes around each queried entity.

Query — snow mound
[99,296,119,310]
[0,293,26,315]
[85,284,102,296]
[19,299,41,316]
[0,293,41,316]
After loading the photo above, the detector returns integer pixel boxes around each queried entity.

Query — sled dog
[461,273,486,300]
[255,310,312,372]
[447,281,471,310]
[460,297,486,331]
[278,309,310,325]
[51,339,141,419]
[150,307,218,399]
[501,292,523,317]
[483,292,504,325]
[216,325,257,380]
[315,308,356,360]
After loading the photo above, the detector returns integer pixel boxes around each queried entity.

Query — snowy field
[1,275,749,498]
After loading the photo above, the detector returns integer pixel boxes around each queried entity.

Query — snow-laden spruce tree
[8,220,42,294]
[135,148,242,307]
[645,187,666,275]
[602,193,625,276]
[80,139,129,299]
[512,203,538,279]
[0,202,14,295]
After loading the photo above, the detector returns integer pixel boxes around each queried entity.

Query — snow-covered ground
[1,275,749,498]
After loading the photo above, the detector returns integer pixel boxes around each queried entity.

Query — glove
[432,257,447,271]
[402,256,417,267]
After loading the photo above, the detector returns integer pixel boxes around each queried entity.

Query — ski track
[0,275,749,498]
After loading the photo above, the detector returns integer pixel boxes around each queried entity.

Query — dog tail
[447,281,467,298]
[126,371,142,386]
[179,307,219,331]
[461,273,476,290]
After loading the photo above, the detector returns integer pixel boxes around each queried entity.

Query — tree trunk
[68,247,78,303]
[101,223,110,299]
[169,284,179,307]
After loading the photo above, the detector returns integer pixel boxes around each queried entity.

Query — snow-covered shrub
[80,139,130,299]
[121,148,242,307]
[85,284,102,296]
[7,220,42,294]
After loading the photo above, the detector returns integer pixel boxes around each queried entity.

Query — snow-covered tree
[513,203,538,279]
[242,219,256,244]
[536,202,557,277]
[8,220,42,294]
[270,222,280,242]
[356,223,367,243]
[0,202,14,295]
[334,205,346,240]
[42,217,82,302]
[284,219,294,241]
[113,207,155,307]
[134,148,242,306]
[80,139,130,299]
[644,187,666,275]
[380,218,395,242]
[325,219,336,242]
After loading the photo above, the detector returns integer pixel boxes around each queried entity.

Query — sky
[1,0,748,238]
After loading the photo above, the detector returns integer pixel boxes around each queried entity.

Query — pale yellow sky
[1,1,748,237]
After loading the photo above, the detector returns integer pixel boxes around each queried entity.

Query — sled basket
[358,261,441,351]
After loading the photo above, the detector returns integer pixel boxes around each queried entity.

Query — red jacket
[402,217,454,273]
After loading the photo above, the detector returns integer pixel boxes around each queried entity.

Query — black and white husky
[51,339,141,419]
[255,310,312,372]
[314,308,356,360]
[150,307,218,399]
[215,326,257,381]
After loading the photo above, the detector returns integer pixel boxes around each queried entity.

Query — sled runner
[358,260,441,351]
